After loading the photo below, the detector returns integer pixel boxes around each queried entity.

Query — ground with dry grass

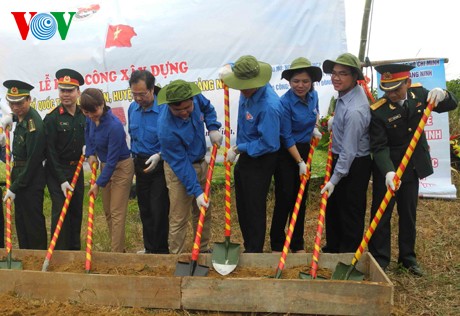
[0,164,459,315]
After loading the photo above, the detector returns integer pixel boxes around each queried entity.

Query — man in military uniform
[44,69,86,250]
[1,80,47,249]
[369,64,458,276]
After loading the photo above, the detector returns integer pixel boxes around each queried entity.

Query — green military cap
[3,80,34,102]
[374,63,415,91]
[222,55,272,90]
[281,57,323,82]
[56,68,85,89]
[322,53,364,80]
[157,79,201,105]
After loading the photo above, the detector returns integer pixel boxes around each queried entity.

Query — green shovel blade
[331,262,364,280]
[211,240,240,276]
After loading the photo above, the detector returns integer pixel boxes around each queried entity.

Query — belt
[193,157,205,164]
[12,161,26,167]
[132,153,150,160]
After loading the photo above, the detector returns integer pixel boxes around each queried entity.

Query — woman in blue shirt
[270,57,323,253]
[80,88,134,253]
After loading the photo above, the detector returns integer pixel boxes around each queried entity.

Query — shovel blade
[298,271,327,280]
[0,259,23,270]
[211,241,240,276]
[175,261,209,277]
[331,262,364,280]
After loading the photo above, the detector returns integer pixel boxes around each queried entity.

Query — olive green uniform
[369,85,457,269]
[44,104,86,250]
[11,107,47,249]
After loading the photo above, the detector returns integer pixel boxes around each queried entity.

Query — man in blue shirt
[128,70,169,254]
[222,55,282,253]
[157,80,222,254]
[320,53,372,253]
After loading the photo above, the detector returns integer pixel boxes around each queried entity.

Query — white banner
[377,59,456,199]
[0,0,346,147]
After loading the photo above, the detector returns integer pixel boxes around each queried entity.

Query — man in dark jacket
[369,63,458,276]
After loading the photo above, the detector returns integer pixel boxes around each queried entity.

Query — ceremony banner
[0,0,346,149]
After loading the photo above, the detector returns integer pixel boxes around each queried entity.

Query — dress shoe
[407,264,424,277]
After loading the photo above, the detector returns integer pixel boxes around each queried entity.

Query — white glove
[327,116,334,132]
[226,145,238,163]
[0,133,5,147]
[209,130,223,147]
[218,63,233,79]
[144,153,161,173]
[1,114,13,130]
[61,181,73,197]
[196,193,209,209]
[385,171,400,191]
[298,160,307,176]
[312,127,322,140]
[3,189,15,202]
[427,88,446,107]
[320,181,335,197]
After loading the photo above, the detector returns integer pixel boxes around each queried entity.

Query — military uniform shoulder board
[410,82,423,88]
[370,98,386,111]
[47,105,59,114]
[28,118,36,132]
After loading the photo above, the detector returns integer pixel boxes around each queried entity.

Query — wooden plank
[0,250,392,315]
[0,270,181,309]
[182,277,392,315]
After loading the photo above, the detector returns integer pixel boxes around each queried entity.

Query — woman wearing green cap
[270,57,323,253]
[320,53,372,253]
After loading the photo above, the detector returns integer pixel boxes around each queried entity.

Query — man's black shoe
[407,264,424,277]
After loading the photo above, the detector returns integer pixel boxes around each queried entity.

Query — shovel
[273,137,319,278]
[300,133,333,279]
[42,155,85,271]
[175,144,218,276]
[212,84,240,275]
[0,127,22,269]
[85,162,98,273]
[332,102,435,280]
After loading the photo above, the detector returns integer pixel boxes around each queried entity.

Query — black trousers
[271,143,311,252]
[369,164,418,269]
[234,151,278,253]
[324,155,371,253]
[13,164,47,250]
[134,158,169,254]
[47,164,84,250]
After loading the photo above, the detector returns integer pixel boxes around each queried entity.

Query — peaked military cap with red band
[3,80,34,102]
[56,68,85,89]
[375,63,415,92]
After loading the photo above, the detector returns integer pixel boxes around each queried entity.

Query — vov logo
[12,12,76,40]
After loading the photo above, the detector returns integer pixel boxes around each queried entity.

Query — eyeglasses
[131,90,151,98]
[331,71,352,79]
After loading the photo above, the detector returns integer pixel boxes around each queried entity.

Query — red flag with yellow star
[105,24,137,48]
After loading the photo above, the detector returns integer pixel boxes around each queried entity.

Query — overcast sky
[345,0,458,80]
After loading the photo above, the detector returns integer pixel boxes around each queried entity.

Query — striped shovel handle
[309,133,334,278]
[4,127,13,256]
[191,144,218,261]
[85,162,98,273]
[275,137,319,277]
[43,155,85,271]
[350,102,435,267]
[223,84,232,238]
